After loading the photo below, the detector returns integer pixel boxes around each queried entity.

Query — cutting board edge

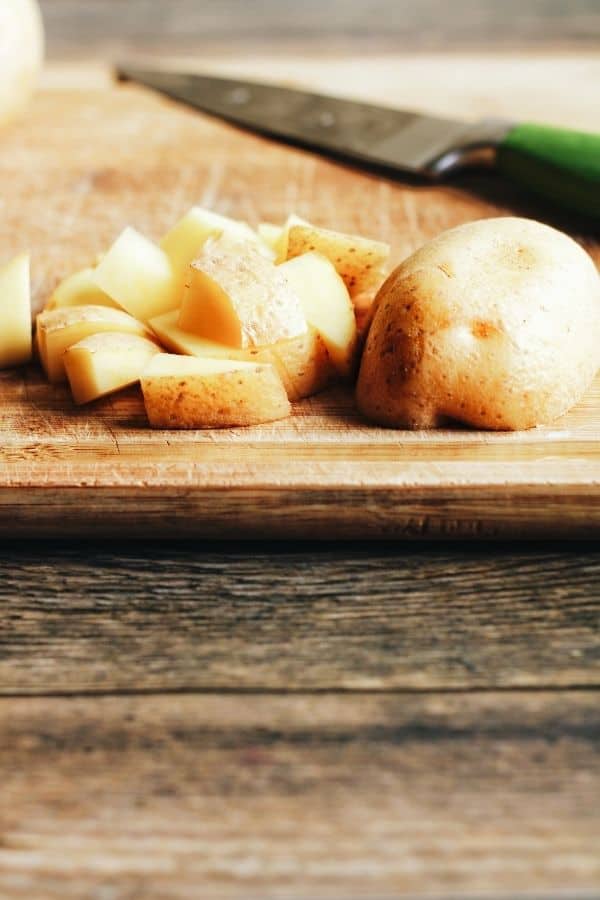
[2,483,599,540]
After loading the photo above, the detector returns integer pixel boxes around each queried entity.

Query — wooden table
[2,4,600,896]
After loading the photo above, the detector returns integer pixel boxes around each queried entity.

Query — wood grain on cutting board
[0,67,598,538]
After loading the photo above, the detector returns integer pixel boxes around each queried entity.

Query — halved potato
[93,227,178,321]
[36,304,152,382]
[45,267,118,312]
[64,332,162,405]
[279,251,357,376]
[178,235,306,348]
[150,311,331,401]
[286,223,390,296]
[0,253,32,369]
[161,206,272,297]
[357,216,600,430]
[141,354,291,428]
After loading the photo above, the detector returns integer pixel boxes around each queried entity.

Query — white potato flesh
[150,310,250,361]
[93,227,178,321]
[64,332,162,404]
[141,353,291,428]
[286,223,390,296]
[37,304,152,383]
[45,267,118,311]
[161,206,273,297]
[0,253,32,368]
[279,251,357,376]
[150,310,331,401]
[178,235,307,348]
[0,0,44,127]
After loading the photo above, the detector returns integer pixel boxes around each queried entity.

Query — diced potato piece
[141,354,291,428]
[161,207,273,296]
[150,310,249,361]
[64,332,162,405]
[279,252,357,376]
[286,223,390,296]
[150,311,331,401]
[257,222,283,254]
[0,253,31,368]
[258,214,310,263]
[45,267,118,311]
[36,305,153,383]
[178,235,307,348]
[267,328,332,401]
[93,227,178,321]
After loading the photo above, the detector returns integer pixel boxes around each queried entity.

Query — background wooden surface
[2,3,600,897]
[39,0,600,54]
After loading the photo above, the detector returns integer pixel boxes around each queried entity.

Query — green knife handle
[497,123,600,219]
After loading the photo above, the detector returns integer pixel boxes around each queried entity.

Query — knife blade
[116,66,600,219]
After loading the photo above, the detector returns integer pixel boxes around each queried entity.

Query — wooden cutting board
[0,70,598,539]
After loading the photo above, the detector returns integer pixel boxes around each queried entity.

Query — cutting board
[0,73,599,539]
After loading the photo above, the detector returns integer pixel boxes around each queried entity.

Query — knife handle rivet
[317,111,336,128]
[227,87,251,105]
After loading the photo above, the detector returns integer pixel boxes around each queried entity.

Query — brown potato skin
[357,217,600,431]
[142,365,291,429]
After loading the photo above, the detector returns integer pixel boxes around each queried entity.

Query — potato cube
[0,253,31,368]
[64,332,162,405]
[286,223,390,296]
[93,227,178,321]
[141,353,291,428]
[278,252,357,376]
[178,235,306,348]
[45,267,118,311]
[36,305,153,383]
[258,214,309,262]
[161,206,273,296]
[150,310,331,401]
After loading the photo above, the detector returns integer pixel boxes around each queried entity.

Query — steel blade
[116,67,511,178]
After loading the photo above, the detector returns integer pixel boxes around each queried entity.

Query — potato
[265,328,332,401]
[37,305,153,383]
[357,217,600,431]
[93,227,178,321]
[45,267,118,311]
[161,206,272,297]
[150,311,331,401]
[278,251,357,376]
[286,223,390,296]
[178,235,306,348]
[64,332,162,405]
[141,354,291,428]
[0,0,44,127]
[0,253,32,368]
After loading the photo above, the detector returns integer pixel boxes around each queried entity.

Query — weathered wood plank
[1,690,598,898]
[1,542,599,693]
[38,0,600,56]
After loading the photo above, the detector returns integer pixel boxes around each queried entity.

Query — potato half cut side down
[36,305,152,382]
[357,216,600,430]
[0,253,32,368]
[64,332,162,405]
[141,354,291,428]
[178,235,306,348]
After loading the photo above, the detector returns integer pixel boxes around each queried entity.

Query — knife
[116,66,600,220]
